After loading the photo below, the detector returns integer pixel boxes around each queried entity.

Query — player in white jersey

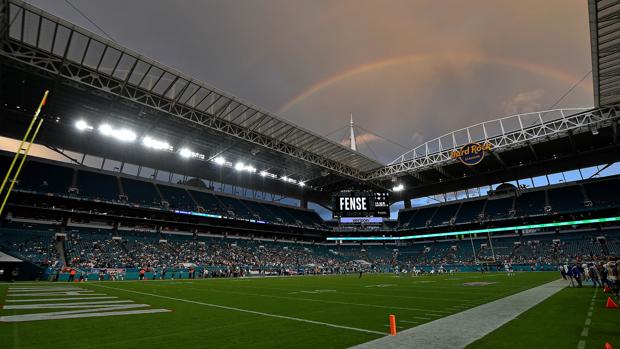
[504,263,514,277]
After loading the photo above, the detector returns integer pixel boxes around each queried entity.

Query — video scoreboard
[332,190,390,221]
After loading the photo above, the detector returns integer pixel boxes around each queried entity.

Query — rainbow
[278,52,591,113]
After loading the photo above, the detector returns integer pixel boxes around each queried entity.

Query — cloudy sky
[28,0,594,164]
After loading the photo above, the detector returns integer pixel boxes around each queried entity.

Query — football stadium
[0,0,619,348]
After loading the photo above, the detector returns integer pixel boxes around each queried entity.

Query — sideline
[349,279,567,349]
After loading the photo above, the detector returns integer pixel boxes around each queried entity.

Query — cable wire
[547,70,592,109]
[355,124,411,150]
[64,0,116,42]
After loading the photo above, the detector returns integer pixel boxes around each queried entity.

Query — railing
[365,106,620,180]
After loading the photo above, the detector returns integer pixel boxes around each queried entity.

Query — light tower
[349,113,357,151]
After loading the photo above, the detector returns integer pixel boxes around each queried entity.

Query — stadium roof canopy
[589,0,620,106]
[0,0,383,204]
[366,106,620,198]
[1,0,619,207]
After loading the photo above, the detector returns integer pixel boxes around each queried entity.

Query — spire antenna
[349,113,357,151]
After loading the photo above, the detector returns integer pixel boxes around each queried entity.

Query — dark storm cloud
[27,0,594,164]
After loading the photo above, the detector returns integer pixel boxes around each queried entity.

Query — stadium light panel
[75,120,93,131]
[299,181,305,187]
[98,123,136,142]
[179,148,192,158]
[98,123,113,136]
[235,162,245,171]
[259,171,277,179]
[116,129,137,142]
[280,176,297,184]
[392,184,404,192]
[142,136,172,151]
[213,156,226,165]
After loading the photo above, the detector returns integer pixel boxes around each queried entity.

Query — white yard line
[89,283,386,336]
[180,286,447,314]
[5,296,118,302]
[575,288,598,349]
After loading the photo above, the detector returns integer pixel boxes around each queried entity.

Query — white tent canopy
[0,251,22,262]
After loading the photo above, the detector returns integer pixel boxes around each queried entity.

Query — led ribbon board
[326,216,620,241]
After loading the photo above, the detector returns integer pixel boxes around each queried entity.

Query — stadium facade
[0,0,619,282]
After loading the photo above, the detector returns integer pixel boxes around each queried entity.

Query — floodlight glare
[260,171,267,177]
[98,123,136,142]
[213,156,226,165]
[142,136,171,150]
[98,123,113,136]
[245,165,256,173]
[392,184,404,192]
[179,148,192,158]
[235,162,245,171]
[116,129,137,142]
[299,181,305,187]
[75,120,93,131]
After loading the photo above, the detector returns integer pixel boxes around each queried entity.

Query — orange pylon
[389,314,397,336]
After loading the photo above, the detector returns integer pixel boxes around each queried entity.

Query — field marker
[184,286,447,313]
[400,320,419,324]
[288,289,336,295]
[0,308,170,322]
[234,283,461,301]
[6,296,118,302]
[9,286,85,293]
[89,284,386,336]
[411,316,431,320]
[1,286,170,322]
[575,288,597,348]
[389,314,397,335]
[7,291,106,297]
[4,300,136,310]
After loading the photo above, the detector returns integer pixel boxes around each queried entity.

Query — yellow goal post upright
[0,90,49,217]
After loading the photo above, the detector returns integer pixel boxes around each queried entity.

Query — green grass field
[1,272,612,349]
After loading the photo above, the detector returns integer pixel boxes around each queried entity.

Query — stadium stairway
[55,239,67,267]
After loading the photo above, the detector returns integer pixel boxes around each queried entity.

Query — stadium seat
[120,177,163,206]
[76,170,120,201]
